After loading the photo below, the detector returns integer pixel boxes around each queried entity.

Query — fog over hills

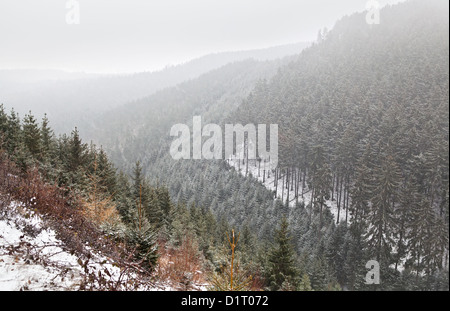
[0,42,309,136]
[0,0,448,293]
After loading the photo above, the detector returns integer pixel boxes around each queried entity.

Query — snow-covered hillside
[0,201,82,290]
[0,201,190,291]
[227,154,347,224]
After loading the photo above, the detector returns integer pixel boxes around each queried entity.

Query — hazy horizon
[0,0,405,74]
[0,42,310,76]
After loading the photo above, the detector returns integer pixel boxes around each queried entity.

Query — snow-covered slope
[0,201,178,291]
[227,155,347,224]
[0,202,81,290]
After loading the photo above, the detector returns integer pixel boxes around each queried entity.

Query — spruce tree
[96,147,117,195]
[6,109,22,156]
[40,114,54,160]
[126,213,159,270]
[22,111,41,159]
[0,104,8,143]
[311,145,332,240]
[297,273,313,291]
[68,127,86,172]
[309,256,329,291]
[364,152,401,265]
[131,161,145,202]
[126,183,159,270]
[266,217,299,290]
[407,195,435,280]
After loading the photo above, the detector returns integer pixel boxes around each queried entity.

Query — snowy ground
[0,201,190,291]
[0,201,83,290]
[227,154,347,224]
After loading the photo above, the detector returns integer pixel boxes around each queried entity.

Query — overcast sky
[0,0,404,74]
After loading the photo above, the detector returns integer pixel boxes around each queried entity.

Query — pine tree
[22,111,41,159]
[297,273,313,291]
[126,184,159,270]
[68,127,86,172]
[0,104,8,143]
[7,109,22,155]
[407,195,435,280]
[429,217,449,272]
[150,186,172,234]
[309,256,329,291]
[310,145,332,240]
[38,114,60,180]
[343,229,367,291]
[1,106,21,154]
[114,170,134,223]
[266,217,299,290]
[394,179,416,272]
[145,185,163,230]
[169,202,196,247]
[126,216,159,270]
[40,114,54,161]
[350,144,374,228]
[131,161,145,202]
[364,152,401,265]
[209,229,252,291]
[326,222,348,285]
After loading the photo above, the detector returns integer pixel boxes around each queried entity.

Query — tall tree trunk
[291,169,294,191]
[319,198,324,241]
[286,168,290,205]
[301,168,305,198]
[331,173,335,201]
[258,159,261,178]
[345,175,350,223]
[275,168,278,198]
[302,168,307,191]
[337,175,344,223]
[245,138,249,177]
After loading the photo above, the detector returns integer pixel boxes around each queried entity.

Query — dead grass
[155,233,208,290]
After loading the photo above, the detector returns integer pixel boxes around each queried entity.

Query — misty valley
[0,0,448,293]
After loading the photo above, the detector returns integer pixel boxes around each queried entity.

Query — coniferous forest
[0,0,448,292]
